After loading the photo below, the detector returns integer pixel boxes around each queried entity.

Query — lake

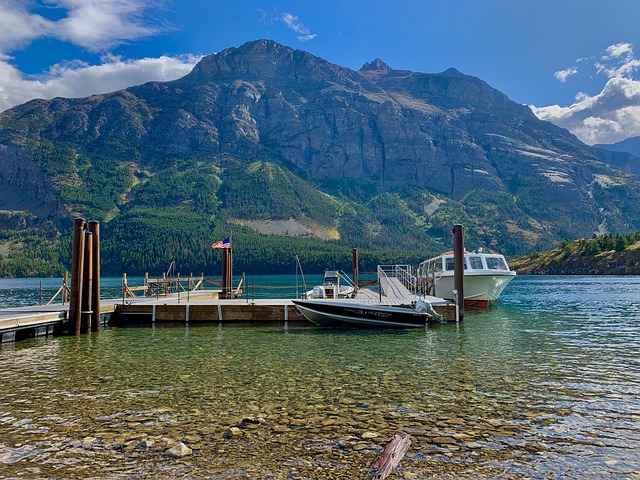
[0,275,639,479]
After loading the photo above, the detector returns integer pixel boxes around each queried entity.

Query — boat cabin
[417,253,510,278]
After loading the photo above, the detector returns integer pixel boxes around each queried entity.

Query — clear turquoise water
[0,274,357,308]
[0,275,639,479]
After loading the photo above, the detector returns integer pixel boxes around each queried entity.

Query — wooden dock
[0,286,456,343]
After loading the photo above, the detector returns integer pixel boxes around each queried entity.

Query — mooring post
[352,248,359,288]
[88,221,100,331]
[122,272,127,305]
[81,231,93,333]
[453,224,465,321]
[69,218,86,335]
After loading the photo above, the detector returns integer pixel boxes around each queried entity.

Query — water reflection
[1,276,639,478]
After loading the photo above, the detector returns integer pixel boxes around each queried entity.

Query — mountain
[595,136,640,158]
[2,39,640,276]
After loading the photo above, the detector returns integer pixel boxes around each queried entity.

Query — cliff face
[1,39,640,260]
[0,144,67,219]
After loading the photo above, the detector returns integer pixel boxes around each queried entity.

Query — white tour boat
[416,251,516,307]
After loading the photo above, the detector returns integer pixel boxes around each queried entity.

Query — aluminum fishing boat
[292,298,439,328]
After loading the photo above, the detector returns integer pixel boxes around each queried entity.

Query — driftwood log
[366,434,411,480]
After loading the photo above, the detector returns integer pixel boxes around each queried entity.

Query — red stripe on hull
[464,299,495,308]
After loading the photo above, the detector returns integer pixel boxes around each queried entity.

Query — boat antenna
[295,256,308,299]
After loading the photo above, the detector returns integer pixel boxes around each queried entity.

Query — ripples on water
[0,276,639,479]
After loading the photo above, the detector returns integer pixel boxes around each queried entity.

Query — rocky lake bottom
[0,275,639,479]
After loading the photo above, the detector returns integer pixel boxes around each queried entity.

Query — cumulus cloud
[281,12,317,42]
[52,0,164,52]
[0,0,163,53]
[0,0,200,112]
[0,54,201,112]
[0,0,53,52]
[554,67,578,83]
[533,76,640,145]
[533,42,640,145]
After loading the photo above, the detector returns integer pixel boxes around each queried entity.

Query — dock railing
[377,264,418,304]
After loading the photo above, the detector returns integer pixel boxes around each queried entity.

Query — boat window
[486,257,508,270]
[445,257,469,271]
[468,256,483,270]
[425,262,433,275]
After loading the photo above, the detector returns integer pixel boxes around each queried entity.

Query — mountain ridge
[1,39,640,276]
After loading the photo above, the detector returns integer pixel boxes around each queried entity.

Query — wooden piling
[81,231,93,333]
[352,248,359,287]
[222,247,233,299]
[69,218,86,334]
[453,224,465,321]
[88,221,100,331]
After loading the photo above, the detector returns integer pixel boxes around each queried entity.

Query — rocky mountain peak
[359,58,391,73]
[183,39,365,91]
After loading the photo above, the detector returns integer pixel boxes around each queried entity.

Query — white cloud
[0,0,164,54]
[532,76,640,145]
[0,54,201,112]
[554,67,577,83]
[0,0,54,52]
[534,42,640,145]
[52,0,163,52]
[0,0,194,112]
[595,42,640,79]
[281,12,317,42]
[603,42,633,59]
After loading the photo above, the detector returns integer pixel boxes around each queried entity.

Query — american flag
[211,237,231,249]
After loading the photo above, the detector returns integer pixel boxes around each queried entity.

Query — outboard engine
[414,298,429,312]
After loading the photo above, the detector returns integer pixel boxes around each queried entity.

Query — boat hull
[434,272,515,307]
[292,300,430,328]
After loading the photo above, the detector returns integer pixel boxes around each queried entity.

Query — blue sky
[1,0,640,145]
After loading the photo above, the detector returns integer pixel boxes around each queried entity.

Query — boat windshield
[324,271,339,284]
[485,256,508,270]
[468,256,483,270]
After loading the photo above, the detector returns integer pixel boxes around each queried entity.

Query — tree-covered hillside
[510,232,640,275]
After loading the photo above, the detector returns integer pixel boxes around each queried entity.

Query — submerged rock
[166,443,192,457]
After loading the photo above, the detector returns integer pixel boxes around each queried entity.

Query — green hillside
[510,232,640,275]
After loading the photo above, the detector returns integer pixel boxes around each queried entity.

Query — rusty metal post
[88,221,100,331]
[81,231,93,333]
[352,248,359,288]
[69,218,86,334]
[453,224,465,321]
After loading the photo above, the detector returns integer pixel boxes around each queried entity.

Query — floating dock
[0,285,456,343]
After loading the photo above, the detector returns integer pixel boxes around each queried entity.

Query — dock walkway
[1,287,455,342]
